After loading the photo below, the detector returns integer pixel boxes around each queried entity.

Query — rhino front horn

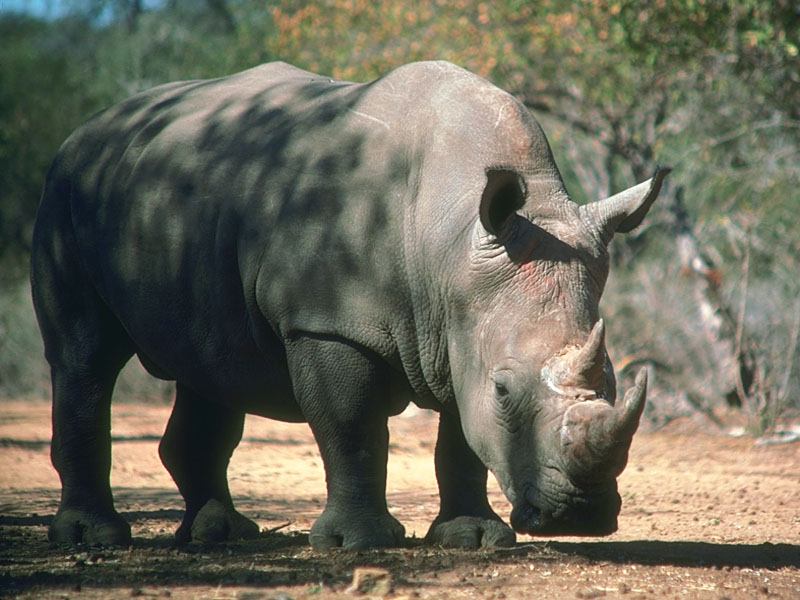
[606,368,648,442]
[592,368,648,469]
[561,368,648,479]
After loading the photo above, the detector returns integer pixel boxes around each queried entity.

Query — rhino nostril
[509,502,542,533]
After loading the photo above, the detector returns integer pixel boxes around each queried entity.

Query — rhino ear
[581,166,671,243]
[479,168,527,236]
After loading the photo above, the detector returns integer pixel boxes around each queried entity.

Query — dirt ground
[1,400,799,599]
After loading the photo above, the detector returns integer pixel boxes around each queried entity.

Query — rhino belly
[130,316,303,421]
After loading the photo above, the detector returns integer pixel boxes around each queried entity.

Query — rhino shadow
[544,539,800,569]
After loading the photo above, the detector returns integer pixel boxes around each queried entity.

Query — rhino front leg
[426,410,515,548]
[159,384,259,543]
[286,336,405,551]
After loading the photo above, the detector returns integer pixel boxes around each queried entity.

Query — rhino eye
[494,381,510,398]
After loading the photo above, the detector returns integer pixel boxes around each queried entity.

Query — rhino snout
[509,500,542,533]
[509,486,620,537]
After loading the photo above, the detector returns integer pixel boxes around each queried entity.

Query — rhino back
[48,62,428,403]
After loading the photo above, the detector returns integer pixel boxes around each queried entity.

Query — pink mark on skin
[518,260,549,285]
[518,260,565,304]
[519,260,537,278]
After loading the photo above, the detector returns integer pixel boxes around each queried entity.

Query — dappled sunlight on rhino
[31,61,668,550]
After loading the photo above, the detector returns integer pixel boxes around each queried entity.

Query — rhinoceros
[31,60,668,550]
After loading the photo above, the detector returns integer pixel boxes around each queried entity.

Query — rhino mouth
[509,489,620,537]
[509,502,543,533]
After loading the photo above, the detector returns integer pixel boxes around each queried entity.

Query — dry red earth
[1,400,799,599]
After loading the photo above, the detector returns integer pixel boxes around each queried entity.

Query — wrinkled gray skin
[31,61,668,551]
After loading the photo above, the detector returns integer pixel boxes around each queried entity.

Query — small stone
[345,567,392,596]
[576,588,606,599]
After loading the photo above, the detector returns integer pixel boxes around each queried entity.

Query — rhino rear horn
[565,318,607,391]
[580,166,671,244]
[543,319,608,394]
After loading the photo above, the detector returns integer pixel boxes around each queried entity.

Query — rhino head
[447,166,670,537]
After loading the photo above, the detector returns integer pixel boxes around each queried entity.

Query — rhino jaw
[508,484,621,537]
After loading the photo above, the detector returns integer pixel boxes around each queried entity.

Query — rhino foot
[49,507,132,546]
[309,507,405,551]
[426,516,515,549]
[180,499,260,544]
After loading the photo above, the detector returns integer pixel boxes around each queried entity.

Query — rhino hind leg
[158,384,259,543]
[48,365,134,546]
[286,335,405,551]
[32,195,136,546]
[426,411,515,548]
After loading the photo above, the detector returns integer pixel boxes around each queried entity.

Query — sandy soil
[1,400,799,599]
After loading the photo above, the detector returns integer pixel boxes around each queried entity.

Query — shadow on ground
[2,521,798,598]
[547,539,800,569]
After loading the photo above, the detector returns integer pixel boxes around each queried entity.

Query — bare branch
[778,297,800,405]
[733,240,751,411]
